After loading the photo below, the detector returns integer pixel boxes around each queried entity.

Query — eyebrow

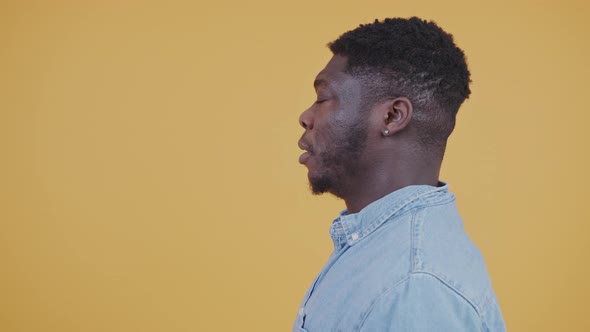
[314,78,328,90]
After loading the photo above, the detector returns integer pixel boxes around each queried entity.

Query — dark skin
[298,55,442,213]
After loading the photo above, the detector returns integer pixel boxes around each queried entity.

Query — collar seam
[345,186,450,245]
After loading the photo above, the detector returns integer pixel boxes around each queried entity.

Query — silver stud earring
[383,129,389,135]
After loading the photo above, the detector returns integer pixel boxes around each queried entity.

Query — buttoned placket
[296,216,352,329]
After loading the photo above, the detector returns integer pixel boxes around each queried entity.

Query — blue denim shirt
[292,181,506,332]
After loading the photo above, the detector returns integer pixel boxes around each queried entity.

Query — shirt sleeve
[359,273,483,332]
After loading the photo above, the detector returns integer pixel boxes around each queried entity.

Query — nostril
[301,121,313,130]
[299,117,308,129]
[299,108,313,130]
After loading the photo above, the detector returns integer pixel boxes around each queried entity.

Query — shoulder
[404,201,506,331]
[411,201,495,308]
[359,272,483,331]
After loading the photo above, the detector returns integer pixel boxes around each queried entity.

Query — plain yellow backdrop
[1,0,589,331]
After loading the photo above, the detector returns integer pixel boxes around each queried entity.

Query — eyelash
[315,99,328,104]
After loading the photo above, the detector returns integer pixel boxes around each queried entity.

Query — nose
[299,106,313,130]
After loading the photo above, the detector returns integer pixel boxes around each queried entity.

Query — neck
[340,156,441,214]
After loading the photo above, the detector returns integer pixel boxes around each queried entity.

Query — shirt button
[351,232,359,241]
[298,308,305,316]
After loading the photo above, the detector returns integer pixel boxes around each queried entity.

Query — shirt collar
[329,180,451,250]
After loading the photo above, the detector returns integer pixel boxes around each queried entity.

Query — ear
[380,97,413,137]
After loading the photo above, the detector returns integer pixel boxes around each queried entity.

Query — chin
[308,174,334,195]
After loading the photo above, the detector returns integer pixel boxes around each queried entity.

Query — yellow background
[1,0,589,331]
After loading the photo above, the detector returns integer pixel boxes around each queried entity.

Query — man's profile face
[298,55,368,197]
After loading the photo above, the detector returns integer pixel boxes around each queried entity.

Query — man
[293,17,506,331]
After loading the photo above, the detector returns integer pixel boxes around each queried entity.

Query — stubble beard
[308,120,368,198]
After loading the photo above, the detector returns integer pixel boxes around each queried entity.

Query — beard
[309,117,368,198]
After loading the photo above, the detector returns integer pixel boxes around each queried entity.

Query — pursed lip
[298,139,313,164]
[298,139,312,152]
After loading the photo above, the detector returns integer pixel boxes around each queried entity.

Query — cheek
[312,107,350,150]
[312,130,331,154]
[317,130,347,159]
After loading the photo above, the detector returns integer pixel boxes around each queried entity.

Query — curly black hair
[328,17,471,148]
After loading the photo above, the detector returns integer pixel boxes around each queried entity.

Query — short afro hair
[328,17,471,148]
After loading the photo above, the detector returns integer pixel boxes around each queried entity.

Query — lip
[299,151,311,164]
[298,139,313,164]
[298,140,311,152]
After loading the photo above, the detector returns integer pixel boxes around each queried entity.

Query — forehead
[314,55,351,89]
